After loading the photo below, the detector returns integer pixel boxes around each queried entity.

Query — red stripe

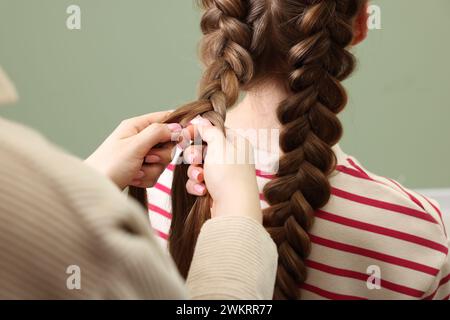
[346,158,371,176]
[344,159,427,211]
[340,161,427,213]
[310,234,440,276]
[301,283,367,300]
[167,163,175,171]
[336,165,369,180]
[331,187,438,224]
[337,161,445,235]
[316,210,448,254]
[306,260,424,298]
[337,164,401,194]
[155,183,171,196]
[443,294,450,300]
[440,273,450,287]
[422,196,444,219]
[420,194,447,237]
[255,169,276,180]
[347,158,373,176]
[424,291,437,300]
[424,273,450,300]
[148,203,172,219]
[387,178,425,211]
[155,229,169,240]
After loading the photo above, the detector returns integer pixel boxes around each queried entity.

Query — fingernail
[167,123,182,132]
[177,131,191,149]
[194,184,205,194]
[192,169,201,181]
[136,170,145,179]
[146,155,161,163]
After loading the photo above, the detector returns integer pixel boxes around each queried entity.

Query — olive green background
[0,0,449,188]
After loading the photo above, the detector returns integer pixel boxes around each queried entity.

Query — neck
[226,80,288,131]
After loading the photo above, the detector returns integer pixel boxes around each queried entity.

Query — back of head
[130,0,366,299]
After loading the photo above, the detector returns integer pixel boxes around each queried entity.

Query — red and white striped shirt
[147,145,450,300]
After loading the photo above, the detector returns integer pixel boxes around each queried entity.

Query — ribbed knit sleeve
[187,216,278,300]
[0,117,277,299]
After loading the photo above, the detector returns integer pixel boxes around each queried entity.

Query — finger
[182,116,212,143]
[186,116,211,142]
[145,143,175,165]
[116,110,173,135]
[191,117,224,145]
[177,128,193,150]
[134,170,145,180]
[139,164,166,188]
[186,179,206,196]
[183,145,204,165]
[135,123,182,156]
[184,124,196,141]
[199,125,224,144]
[187,165,204,183]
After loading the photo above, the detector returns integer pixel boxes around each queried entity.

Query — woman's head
[130,0,368,299]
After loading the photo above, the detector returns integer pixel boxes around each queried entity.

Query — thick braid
[166,0,254,128]
[246,0,271,56]
[165,0,256,278]
[262,0,360,299]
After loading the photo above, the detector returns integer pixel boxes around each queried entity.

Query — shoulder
[329,154,446,235]
[317,151,449,298]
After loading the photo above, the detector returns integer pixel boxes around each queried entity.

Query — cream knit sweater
[0,117,277,299]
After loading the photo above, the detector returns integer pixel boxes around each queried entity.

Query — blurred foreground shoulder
[0,117,186,299]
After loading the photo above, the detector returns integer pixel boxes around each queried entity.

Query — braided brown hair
[130,0,366,299]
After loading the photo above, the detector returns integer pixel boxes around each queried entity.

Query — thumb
[194,118,225,146]
[195,120,227,164]
[133,123,181,156]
